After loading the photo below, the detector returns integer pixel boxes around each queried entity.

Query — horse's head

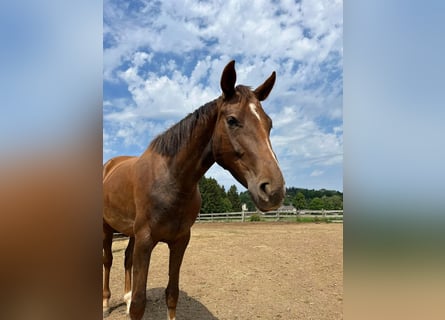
[212,61,285,211]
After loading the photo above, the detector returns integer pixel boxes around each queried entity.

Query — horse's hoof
[167,308,176,320]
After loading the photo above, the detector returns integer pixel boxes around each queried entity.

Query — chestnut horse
[103,61,285,320]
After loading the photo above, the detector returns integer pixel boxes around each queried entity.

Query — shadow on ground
[106,287,218,320]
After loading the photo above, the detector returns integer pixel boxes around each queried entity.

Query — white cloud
[310,170,324,177]
[206,165,247,192]
[114,60,218,121]
[270,105,343,177]
[104,0,342,80]
[103,0,343,190]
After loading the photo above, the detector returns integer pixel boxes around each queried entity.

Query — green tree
[227,185,242,212]
[282,193,292,205]
[320,195,343,210]
[239,191,255,211]
[309,197,324,210]
[292,192,307,210]
[199,176,231,213]
[199,177,215,213]
[322,196,332,210]
[221,197,232,213]
[329,195,343,209]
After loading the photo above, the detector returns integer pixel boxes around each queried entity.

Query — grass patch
[249,213,262,222]
[295,216,343,223]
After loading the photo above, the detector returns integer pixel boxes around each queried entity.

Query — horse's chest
[149,191,200,241]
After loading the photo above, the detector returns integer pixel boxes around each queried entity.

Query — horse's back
[103,155,136,181]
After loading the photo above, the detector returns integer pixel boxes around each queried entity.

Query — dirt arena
[105,222,343,319]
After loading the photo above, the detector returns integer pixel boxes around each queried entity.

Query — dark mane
[149,86,255,157]
[149,99,218,156]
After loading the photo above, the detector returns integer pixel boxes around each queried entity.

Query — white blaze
[249,103,278,164]
[267,139,279,164]
[249,103,261,121]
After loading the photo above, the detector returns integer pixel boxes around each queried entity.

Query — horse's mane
[149,99,218,157]
[149,86,254,157]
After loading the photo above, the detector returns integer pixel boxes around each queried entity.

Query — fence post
[241,204,247,222]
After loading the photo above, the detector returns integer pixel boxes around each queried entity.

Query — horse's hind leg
[123,236,135,314]
[103,223,114,316]
[165,231,191,320]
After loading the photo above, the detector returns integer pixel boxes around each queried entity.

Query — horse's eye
[227,116,239,127]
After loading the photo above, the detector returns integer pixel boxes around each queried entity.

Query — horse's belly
[103,205,135,236]
[103,165,137,235]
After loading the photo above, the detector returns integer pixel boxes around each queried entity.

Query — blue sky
[103,0,343,192]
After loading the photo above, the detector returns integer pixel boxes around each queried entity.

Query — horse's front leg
[165,231,191,320]
[129,228,156,320]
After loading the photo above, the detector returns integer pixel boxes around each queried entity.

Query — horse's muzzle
[250,180,285,212]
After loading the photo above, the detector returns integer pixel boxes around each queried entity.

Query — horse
[103,60,285,320]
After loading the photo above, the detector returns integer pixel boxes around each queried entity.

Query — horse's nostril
[259,182,269,194]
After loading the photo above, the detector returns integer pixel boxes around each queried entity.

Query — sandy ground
[104,222,343,320]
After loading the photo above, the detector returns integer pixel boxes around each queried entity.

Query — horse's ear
[220,60,236,99]
[254,71,276,101]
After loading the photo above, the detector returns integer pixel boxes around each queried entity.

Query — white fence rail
[112,210,343,238]
[196,210,343,222]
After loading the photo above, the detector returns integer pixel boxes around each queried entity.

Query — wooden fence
[112,210,343,238]
[196,210,343,222]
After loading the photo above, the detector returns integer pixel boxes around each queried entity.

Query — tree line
[198,176,343,213]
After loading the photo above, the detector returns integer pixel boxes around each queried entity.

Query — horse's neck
[173,116,217,188]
